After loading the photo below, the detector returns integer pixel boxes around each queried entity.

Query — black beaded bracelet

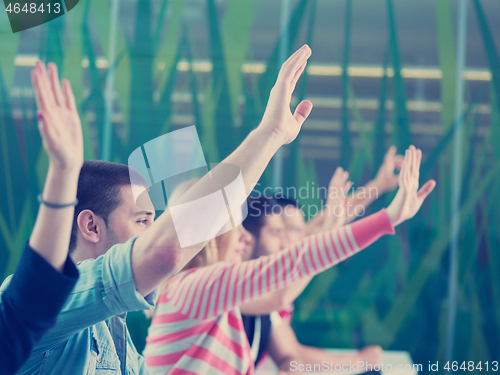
[37,194,79,209]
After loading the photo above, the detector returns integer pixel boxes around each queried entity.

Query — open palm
[260,45,314,145]
[386,145,436,226]
[321,167,351,231]
[374,146,404,193]
[32,62,83,170]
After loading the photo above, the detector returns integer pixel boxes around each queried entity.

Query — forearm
[300,345,359,367]
[29,164,80,272]
[240,276,312,315]
[345,179,384,223]
[223,128,282,194]
[304,215,323,236]
[132,128,283,295]
[171,209,395,319]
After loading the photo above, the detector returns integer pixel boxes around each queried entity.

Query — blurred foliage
[0,0,499,373]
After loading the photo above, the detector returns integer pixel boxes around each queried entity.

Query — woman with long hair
[143,146,435,375]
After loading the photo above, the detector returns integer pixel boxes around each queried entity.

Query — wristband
[37,194,78,209]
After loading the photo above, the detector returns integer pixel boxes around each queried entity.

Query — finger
[398,161,406,187]
[293,100,313,127]
[342,181,353,198]
[290,60,308,91]
[406,149,412,186]
[408,146,415,181]
[62,79,77,112]
[385,145,396,160]
[37,111,58,149]
[402,149,409,186]
[282,44,311,71]
[277,45,311,88]
[329,167,343,187]
[31,70,45,111]
[332,171,349,192]
[36,61,56,108]
[393,155,404,170]
[48,63,65,107]
[417,179,436,201]
[406,146,412,176]
[415,148,422,175]
[411,146,418,181]
[340,171,349,185]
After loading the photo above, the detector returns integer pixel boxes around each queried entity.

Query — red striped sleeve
[163,209,394,320]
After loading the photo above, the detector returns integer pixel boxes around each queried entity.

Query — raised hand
[31,61,83,171]
[259,44,313,145]
[386,146,436,226]
[373,146,404,193]
[320,167,352,231]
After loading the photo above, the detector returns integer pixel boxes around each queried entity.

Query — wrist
[370,178,387,195]
[43,164,80,204]
[385,204,401,227]
[47,161,82,178]
[254,122,287,148]
[251,126,284,153]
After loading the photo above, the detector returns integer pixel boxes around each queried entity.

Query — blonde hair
[145,180,238,319]
[168,179,237,270]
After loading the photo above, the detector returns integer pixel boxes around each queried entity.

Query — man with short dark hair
[1,44,315,374]
[240,152,406,373]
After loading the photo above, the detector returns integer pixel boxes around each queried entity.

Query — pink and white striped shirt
[144,209,395,375]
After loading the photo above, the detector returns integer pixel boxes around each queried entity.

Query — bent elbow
[148,245,183,278]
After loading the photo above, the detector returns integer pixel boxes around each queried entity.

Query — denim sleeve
[21,236,157,351]
[0,243,79,374]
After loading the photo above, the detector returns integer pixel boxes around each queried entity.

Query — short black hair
[69,160,147,252]
[273,195,300,209]
[243,195,281,238]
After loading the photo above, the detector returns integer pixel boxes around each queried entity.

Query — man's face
[254,214,289,257]
[281,205,306,245]
[102,184,155,253]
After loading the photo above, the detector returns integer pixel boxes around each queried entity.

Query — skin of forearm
[240,276,312,315]
[304,215,323,236]
[344,179,385,224]
[306,179,385,231]
[132,127,283,296]
[299,344,361,366]
[29,163,80,272]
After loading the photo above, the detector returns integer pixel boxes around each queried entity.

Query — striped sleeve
[164,209,394,320]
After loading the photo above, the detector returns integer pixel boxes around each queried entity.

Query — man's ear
[77,210,102,244]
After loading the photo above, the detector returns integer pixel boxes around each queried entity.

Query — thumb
[417,180,436,201]
[293,100,313,126]
[385,145,397,160]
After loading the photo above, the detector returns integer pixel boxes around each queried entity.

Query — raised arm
[239,276,312,315]
[241,170,352,314]
[306,146,404,234]
[345,146,403,223]
[0,62,82,374]
[29,62,83,271]
[131,45,314,296]
[159,146,435,320]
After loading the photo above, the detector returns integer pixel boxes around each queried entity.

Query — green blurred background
[1,0,499,373]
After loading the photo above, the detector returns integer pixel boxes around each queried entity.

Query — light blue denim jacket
[0,236,157,375]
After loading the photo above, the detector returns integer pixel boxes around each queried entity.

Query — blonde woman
[143,146,436,375]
